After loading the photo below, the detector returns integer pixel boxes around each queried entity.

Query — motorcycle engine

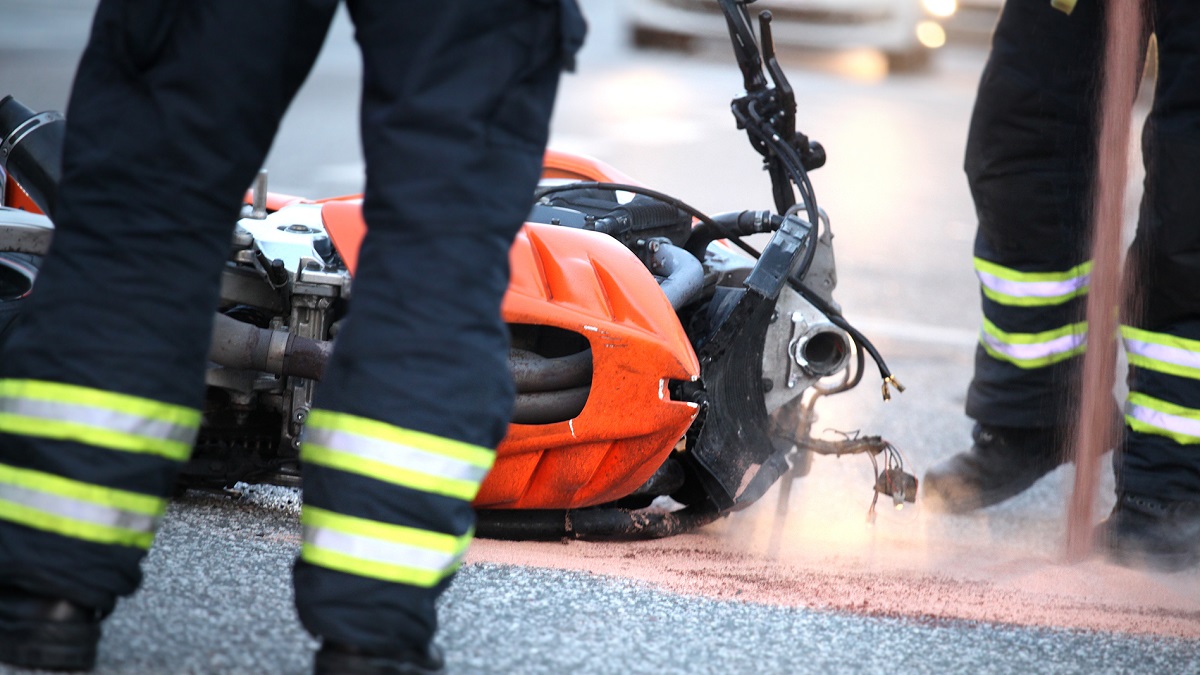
[186,202,349,489]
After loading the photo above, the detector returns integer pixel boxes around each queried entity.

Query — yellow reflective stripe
[1051,0,1077,15]
[973,259,1092,284]
[0,379,199,461]
[1125,355,1200,382]
[0,413,192,461]
[303,410,493,500]
[0,463,164,515]
[982,319,1087,345]
[981,286,1089,307]
[302,444,483,501]
[303,506,468,553]
[0,379,201,427]
[300,506,471,587]
[306,410,492,467]
[300,545,462,588]
[0,498,155,549]
[974,258,1091,307]
[979,319,1088,369]
[1121,326,1200,381]
[1126,392,1200,445]
[980,343,1084,369]
[0,463,164,549]
[1121,326,1200,352]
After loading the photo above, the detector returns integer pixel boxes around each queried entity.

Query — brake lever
[718,0,767,93]
[759,11,826,172]
[759,11,795,142]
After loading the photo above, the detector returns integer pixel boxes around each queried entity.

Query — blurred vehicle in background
[629,0,961,72]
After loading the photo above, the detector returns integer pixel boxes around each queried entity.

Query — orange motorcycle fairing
[320,182,702,510]
[484,223,700,509]
[3,174,41,214]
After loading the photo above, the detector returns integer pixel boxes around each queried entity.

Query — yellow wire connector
[881,376,905,402]
[1051,0,1077,15]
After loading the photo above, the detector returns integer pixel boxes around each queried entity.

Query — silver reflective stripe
[304,427,490,485]
[0,482,158,533]
[980,330,1086,362]
[976,269,1090,301]
[0,396,196,445]
[1121,327,1200,381]
[1124,337,1200,369]
[1127,400,1200,442]
[303,525,462,573]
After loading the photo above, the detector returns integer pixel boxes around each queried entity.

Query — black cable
[831,315,889,379]
[739,98,820,227]
[829,334,865,394]
[729,104,822,281]
[733,100,825,282]
[535,181,762,259]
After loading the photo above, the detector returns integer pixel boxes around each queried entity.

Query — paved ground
[2,1,1198,673]
[56,490,1200,675]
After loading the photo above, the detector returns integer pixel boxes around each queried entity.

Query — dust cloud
[468,453,1200,638]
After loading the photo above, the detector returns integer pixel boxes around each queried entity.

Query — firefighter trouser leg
[0,0,340,612]
[290,1,576,653]
[0,4,577,650]
[963,0,1136,429]
[1119,1,1200,501]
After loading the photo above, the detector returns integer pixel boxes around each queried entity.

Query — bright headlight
[916,20,947,49]
[922,0,958,18]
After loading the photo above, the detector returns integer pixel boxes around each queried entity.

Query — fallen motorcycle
[0,0,915,540]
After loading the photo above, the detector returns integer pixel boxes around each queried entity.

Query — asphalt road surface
[1,1,1198,673]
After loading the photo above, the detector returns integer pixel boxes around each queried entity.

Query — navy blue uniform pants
[965,0,1200,500]
[0,0,583,653]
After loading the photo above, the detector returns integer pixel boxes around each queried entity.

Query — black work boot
[0,585,103,671]
[314,641,445,675]
[1096,493,1200,572]
[923,424,1065,513]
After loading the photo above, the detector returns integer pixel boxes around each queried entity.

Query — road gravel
[4,488,1194,675]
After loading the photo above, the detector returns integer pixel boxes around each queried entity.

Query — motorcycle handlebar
[717,0,767,92]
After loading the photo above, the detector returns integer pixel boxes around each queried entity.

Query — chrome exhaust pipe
[1,96,64,217]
